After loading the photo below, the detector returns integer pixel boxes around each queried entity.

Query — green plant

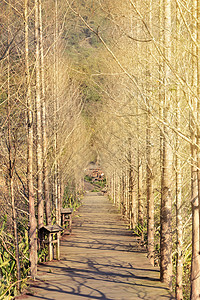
[0,216,29,299]
[62,185,82,212]
[84,175,92,182]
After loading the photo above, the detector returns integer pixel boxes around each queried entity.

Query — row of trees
[0,0,94,297]
[1,0,200,299]
[65,0,200,299]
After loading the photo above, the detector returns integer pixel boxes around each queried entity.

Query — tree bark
[128,138,134,229]
[160,0,173,290]
[39,0,51,225]
[175,6,183,300]
[7,6,21,285]
[190,0,200,298]
[175,98,183,300]
[35,0,44,229]
[146,0,154,266]
[137,106,142,233]
[146,108,154,265]
[25,0,37,278]
[190,88,200,299]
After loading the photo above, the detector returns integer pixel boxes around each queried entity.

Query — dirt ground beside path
[19,193,174,300]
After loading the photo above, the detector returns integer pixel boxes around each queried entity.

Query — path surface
[23,193,174,300]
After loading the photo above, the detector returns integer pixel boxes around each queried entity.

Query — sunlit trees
[0,0,89,295]
[65,0,199,298]
[1,0,200,298]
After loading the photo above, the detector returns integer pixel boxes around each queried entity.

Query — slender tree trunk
[190,94,200,300]
[10,177,21,289]
[146,0,154,265]
[192,0,200,298]
[60,174,64,206]
[117,173,121,209]
[146,107,154,265]
[53,0,60,224]
[8,101,21,289]
[121,172,125,215]
[160,0,173,290]
[39,0,51,225]
[125,166,129,218]
[137,105,142,233]
[128,138,134,228]
[138,158,143,238]
[57,169,61,225]
[175,92,183,300]
[114,170,117,205]
[190,0,200,298]
[197,0,200,286]
[7,8,21,286]
[159,0,164,177]
[35,0,44,229]
[25,0,37,278]
[175,6,183,300]
[116,172,120,208]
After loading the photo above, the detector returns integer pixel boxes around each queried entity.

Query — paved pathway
[23,192,174,300]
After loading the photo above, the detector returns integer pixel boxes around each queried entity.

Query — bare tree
[7,1,21,288]
[39,0,51,225]
[25,0,37,278]
[35,0,44,229]
[160,0,173,290]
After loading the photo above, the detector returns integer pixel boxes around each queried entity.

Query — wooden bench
[38,224,63,261]
[61,208,73,232]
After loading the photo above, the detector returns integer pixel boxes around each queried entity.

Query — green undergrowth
[84,175,92,182]
[0,216,30,299]
[62,185,83,211]
[84,175,106,189]
[0,185,84,299]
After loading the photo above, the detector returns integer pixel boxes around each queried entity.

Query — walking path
[22,192,174,300]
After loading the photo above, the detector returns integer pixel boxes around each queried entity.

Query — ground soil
[18,192,174,300]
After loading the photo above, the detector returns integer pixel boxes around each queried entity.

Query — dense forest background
[0,0,200,299]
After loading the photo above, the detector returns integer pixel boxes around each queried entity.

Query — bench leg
[56,236,60,260]
[69,215,72,232]
[49,234,53,261]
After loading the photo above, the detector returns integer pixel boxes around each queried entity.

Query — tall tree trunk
[57,169,61,225]
[146,107,154,265]
[121,172,125,215]
[7,5,21,286]
[10,177,21,289]
[138,158,143,237]
[190,0,200,298]
[125,166,129,219]
[25,0,37,278]
[137,106,143,233]
[128,138,134,228]
[159,0,164,177]
[175,90,183,300]
[146,0,154,266]
[53,0,60,224]
[35,0,44,229]
[175,6,183,300]
[197,0,200,290]
[190,91,200,299]
[39,0,51,225]
[160,0,173,290]
[113,170,116,205]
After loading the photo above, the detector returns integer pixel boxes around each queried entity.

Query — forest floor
[18,191,174,300]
